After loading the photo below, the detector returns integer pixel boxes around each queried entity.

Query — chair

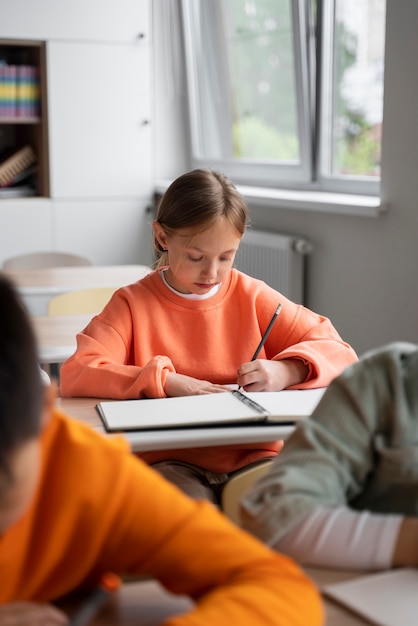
[221,460,274,526]
[2,251,93,270]
[47,286,118,316]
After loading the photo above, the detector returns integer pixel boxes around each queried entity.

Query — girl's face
[154,217,242,295]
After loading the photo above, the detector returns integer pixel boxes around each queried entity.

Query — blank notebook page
[323,568,418,626]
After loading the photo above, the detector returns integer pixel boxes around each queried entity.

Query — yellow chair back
[47,287,117,316]
[221,460,274,526]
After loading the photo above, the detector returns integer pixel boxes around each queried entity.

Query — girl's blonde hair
[154,169,249,267]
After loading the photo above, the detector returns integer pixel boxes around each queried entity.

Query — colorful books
[0,63,40,119]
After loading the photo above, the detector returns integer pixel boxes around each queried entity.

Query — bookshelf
[0,39,49,198]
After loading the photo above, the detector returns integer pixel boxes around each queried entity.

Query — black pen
[251,303,283,361]
[237,303,283,390]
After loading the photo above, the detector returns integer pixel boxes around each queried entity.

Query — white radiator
[234,229,313,305]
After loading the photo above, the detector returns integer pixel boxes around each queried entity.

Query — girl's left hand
[164,372,232,397]
[237,358,309,392]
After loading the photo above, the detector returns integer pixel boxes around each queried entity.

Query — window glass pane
[326,0,386,179]
[182,0,305,172]
[231,0,299,163]
[181,0,386,194]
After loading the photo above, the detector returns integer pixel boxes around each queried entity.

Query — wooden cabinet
[54,199,154,266]
[0,39,50,197]
[47,40,152,199]
[0,198,53,260]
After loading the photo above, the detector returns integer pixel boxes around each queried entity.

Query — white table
[3,264,152,314]
[33,313,92,363]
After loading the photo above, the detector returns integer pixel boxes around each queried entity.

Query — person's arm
[393,517,418,567]
[237,294,357,391]
[272,308,358,389]
[275,506,403,571]
[163,371,233,396]
[95,442,323,626]
[60,282,236,399]
[60,329,175,399]
[247,288,358,390]
[237,357,309,391]
[241,343,418,569]
[16,414,323,626]
[60,286,178,399]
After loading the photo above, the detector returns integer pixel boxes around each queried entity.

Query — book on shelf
[0,62,40,119]
[0,63,17,117]
[0,145,36,188]
[96,388,326,432]
[16,65,40,118]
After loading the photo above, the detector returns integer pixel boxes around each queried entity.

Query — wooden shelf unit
[0,39,50,197]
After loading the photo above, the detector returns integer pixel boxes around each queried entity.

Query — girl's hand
[164,372,231,397]
[0,602,68,626]
[237,358,309,392]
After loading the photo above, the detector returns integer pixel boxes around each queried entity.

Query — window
[181,0,386,196]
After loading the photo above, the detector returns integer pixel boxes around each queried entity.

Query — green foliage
[336,126,380,176]
[231,0,297,135]
[333,18,381,177]
[233,115,299,160]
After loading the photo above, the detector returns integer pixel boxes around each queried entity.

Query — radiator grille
[234,229,313,305]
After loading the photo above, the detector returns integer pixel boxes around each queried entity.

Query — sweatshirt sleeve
[93,444,324,626]
[241,343,418,560]
[268,298,358,389]
[60,294,176,399]
[275,506,403,571]
[7,411,323,626]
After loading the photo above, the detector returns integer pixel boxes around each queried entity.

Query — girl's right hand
[164,372,231,397]
[0,602,68,626]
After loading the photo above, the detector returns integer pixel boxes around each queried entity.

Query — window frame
[316,0,381,196]
[180,0,383,199]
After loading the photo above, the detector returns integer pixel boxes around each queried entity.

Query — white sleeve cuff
[274,506,404,570]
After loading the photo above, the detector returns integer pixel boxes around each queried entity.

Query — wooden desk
[60,572,369,625]
[2,264,152,314]
[55,396,295,451]
[33,313,92,363]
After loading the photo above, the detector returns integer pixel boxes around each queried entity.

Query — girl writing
[61,168,357,502]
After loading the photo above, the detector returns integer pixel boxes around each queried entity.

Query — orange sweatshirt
[60,268,357,472]
[0,409,323,626]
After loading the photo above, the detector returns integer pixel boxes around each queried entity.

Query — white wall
[153,0,418,356]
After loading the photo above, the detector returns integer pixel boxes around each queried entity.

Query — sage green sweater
[242,342,418,547]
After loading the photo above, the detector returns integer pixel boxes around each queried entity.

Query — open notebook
[96,388,326,432]
[323,568,418,626]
